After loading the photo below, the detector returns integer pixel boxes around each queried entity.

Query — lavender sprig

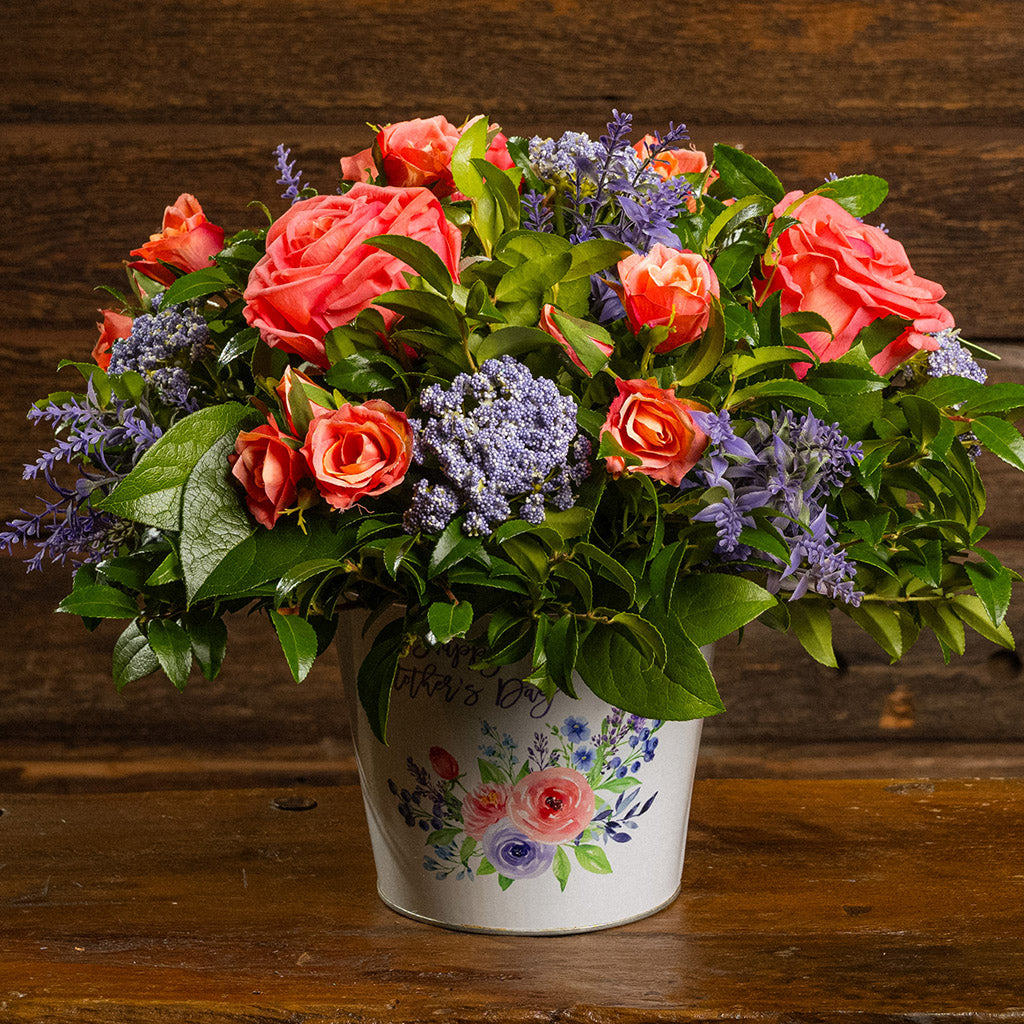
[274,143,306,204]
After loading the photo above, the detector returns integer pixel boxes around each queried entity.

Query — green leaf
[498,874,515,891]
[609,612,667,668]
[918,599,966,659]
[544,613,579,693]
[58,568,138,619]
[573,542,636,604]
[727,378,830,414]
[552,845,571,891]
[270,610,319,683]
[450,115,489,199]
[965,562,1012,628]
[701,193,773,248]
[112,620,159,691]
[675,298,726,387]
[160,266,235,307]
[429,516,484,578]
[147,618,194,691]
[427,600,474,644]
[573,843,613,875]
[814,174,889,217]
[787,600,838,668]
[275,558,346,603]
[549,309,613,375]
[576,617,723,720]
[369,289,461,338]
[901,395,943,447]
[185,613,228,682]
[180,432,255,603]
[357,617,407,742]
[970,417,1024,472]
[362,234,454,297]
[98,404,258,531]
[950,594,1015,649]
[712,144,785,202]
[563,238,631,281]
[667,575,776,647]
[847,602,906,661]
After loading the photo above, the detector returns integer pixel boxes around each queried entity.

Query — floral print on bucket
[391,712,663,890]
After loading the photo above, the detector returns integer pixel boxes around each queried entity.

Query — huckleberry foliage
[404,356,591,536]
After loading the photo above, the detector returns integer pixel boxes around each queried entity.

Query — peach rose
[601,378,709,486]
[341,116,515,198]
[619,244,720,352]
[243,186,462,368]
[93,309,133,370]
[230,419,310,529]
[755,190,954,376]
[461,782,512,840]
[506,767,596,844]
[539,304,613,374]
[128,193,225,287]
[302,400,413,510]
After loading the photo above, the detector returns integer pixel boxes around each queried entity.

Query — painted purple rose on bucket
[388,710,663,890]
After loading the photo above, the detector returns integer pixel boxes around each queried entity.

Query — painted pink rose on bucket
[506,767,596,844]
[461,782,512,840]
[243,185,462,368]
[756,190,954,376]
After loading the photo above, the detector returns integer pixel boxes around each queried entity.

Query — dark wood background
[2,0,1023,791]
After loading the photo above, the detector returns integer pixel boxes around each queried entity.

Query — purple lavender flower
[481,820,556,880]
[274,144,306,204]
[404,356,591,536]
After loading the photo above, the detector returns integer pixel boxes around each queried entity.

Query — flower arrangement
[5,111,1023,742]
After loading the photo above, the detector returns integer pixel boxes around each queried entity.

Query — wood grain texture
[2,0,1023,768]
[0,780,1022,1021]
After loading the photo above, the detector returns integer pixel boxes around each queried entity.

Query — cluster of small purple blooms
[687,408,865,605]
[526,111,695,319]
[534,711,662,782]
[107,303,210,410]
[0,378,164,571]
[403,356,591,537]
[926,328,987,384]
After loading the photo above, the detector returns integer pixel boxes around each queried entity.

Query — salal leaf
[270,610,318,683]
[667,575,776,646]
[814,174,889,217]
[357,616,408,743]
[363,233,455,297]
[112,620,159,691]
[712,144,785,202]
[147,618,194,691]
[160,266,235,307]
[98,403,258,531]
[427,600,474,644]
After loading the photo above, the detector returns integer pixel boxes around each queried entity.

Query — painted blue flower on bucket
[387,709,662,890]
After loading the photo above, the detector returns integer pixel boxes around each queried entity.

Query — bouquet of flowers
[5,111,1023,742]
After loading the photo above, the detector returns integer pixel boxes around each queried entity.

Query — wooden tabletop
[1,778,1021,1022]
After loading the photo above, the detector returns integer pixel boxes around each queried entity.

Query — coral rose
[341,115,515,198]
[275,367,332,435]
[243,186,462,368]
[601,378,709,486]
[619,244,720,352]
[128,193,225,287]
[230,419,310,529]
[539,304,613,374]
[93,309,133,370]
[302,400,413,510]
[506,767,596,844]
[755,190,954,376]
[461,782,512,840]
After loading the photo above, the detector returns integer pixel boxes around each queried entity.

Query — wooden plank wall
[1,0,1022,787]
